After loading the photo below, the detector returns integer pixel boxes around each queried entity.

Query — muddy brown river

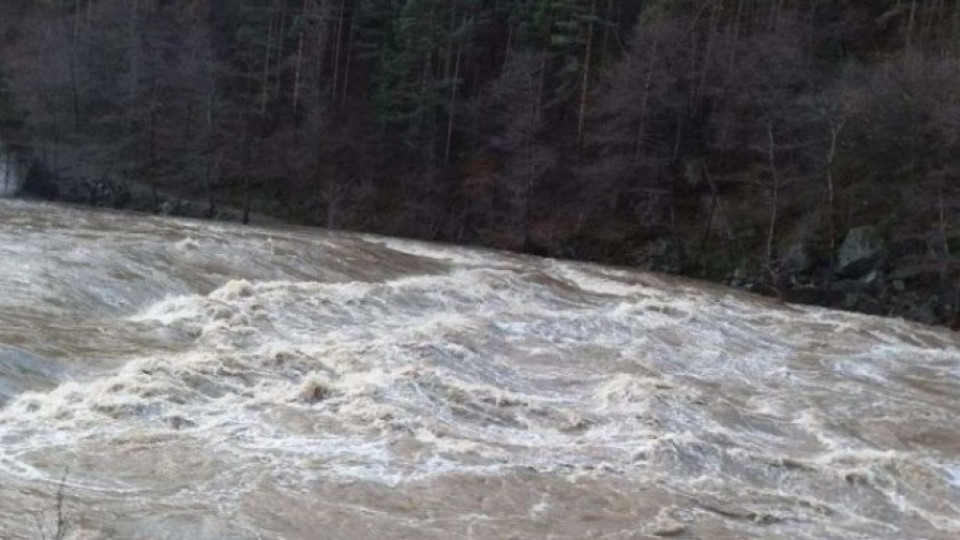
[0,199,958,539]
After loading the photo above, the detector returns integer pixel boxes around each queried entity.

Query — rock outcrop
[836,226,886,277]
[0,141,26,197]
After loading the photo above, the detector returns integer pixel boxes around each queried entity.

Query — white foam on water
[943,464,960,488]
[364,235,516,268]
[2,199,960,539]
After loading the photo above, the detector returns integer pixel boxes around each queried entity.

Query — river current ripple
[0,199,958,539]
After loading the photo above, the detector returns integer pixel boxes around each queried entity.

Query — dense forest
[2,0,960,324]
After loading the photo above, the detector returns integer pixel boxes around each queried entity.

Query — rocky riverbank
[16,158,240,222]
[9,157,960,330]
[724,225,959,328]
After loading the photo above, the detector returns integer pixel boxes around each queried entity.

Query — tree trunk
[126,0,141,172]
[261,0,277,119]
[726,0,745,77]
[577,0,597,149]
[535,54,547,126]
[330,0,346,106]
[70,0,82,132]
[697,0,720,112]
[242,129,253,225]
[203,52,217,218]
[315,0,333,105]
[341,4,357,109]
[523,145,535,249]
[826,118,844,278]
[274,1,288,94]
[765,124,780,277]
[939,175,950,283]
[906,0,918,55]
[444,19,464,166]
[633,38,658,165]
[504,22,514,68]
[600,0,613,67]
[292,0,308,121]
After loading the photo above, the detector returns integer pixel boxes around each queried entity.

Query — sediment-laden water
[0,199,958,539]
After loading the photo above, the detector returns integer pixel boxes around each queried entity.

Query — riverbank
[8,162,959,330]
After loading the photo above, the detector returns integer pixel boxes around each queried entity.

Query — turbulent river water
[0,199,959,539]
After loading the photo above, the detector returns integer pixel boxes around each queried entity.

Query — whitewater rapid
[0,198,958,539]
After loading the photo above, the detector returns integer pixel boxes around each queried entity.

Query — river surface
[0,198,958,539]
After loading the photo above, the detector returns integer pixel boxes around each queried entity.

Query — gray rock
[782,240,813,275]
[861,270,883,285]
[837,226,886,277]
[0,142,27,197]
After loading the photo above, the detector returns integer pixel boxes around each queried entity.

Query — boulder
[860,269,883,286]
[0,142,25,197]
[781,240,814,276]
[836,226,886,277]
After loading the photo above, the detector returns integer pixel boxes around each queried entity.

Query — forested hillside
[2,1,960,324]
